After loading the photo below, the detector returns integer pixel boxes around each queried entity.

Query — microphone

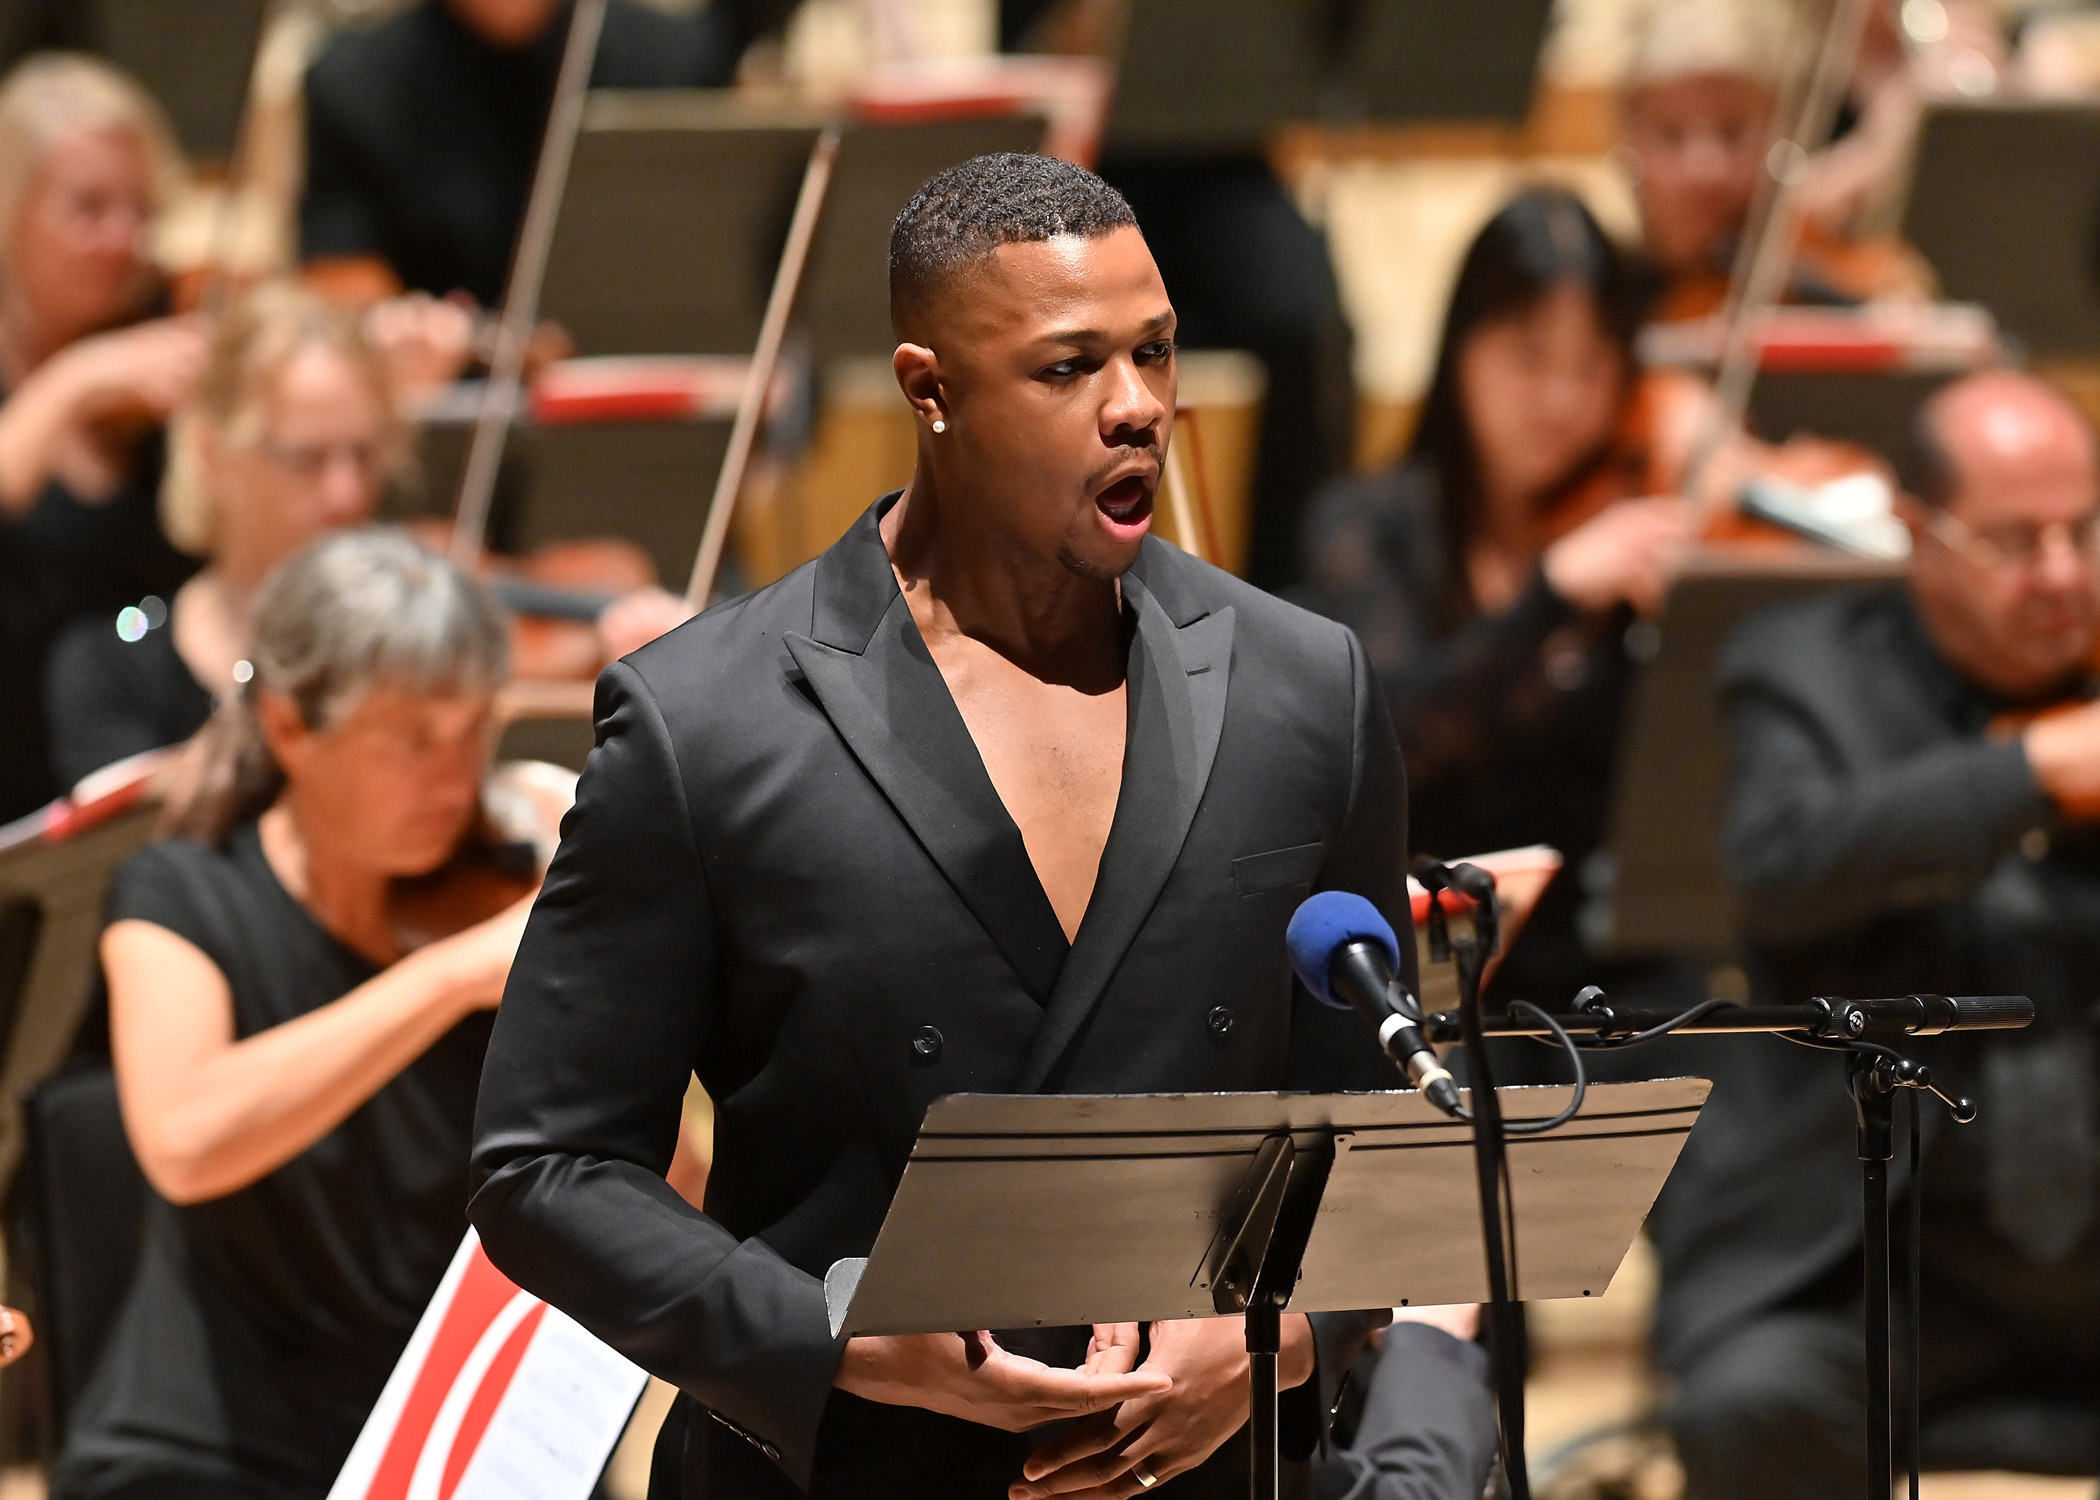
[1287,891,1462,1116]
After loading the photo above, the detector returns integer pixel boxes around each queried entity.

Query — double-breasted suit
[469,497,1414,1497]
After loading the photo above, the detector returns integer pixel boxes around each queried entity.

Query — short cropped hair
[888,153,1136,332]
[1900,400,1960,510]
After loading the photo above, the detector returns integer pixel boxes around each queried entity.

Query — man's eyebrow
[1033,312,1176,345]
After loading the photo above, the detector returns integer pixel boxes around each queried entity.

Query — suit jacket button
[910,1025,944,1064]
[1206,1006,1236,1040]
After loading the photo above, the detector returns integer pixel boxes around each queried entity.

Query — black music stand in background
[1745,370,1957,467]
[0,0,266,163]
[539,93,1048,362]
[826,1082,1705,1500]
[407,96,1050,580]
[1591,550,1900,961]
[0,805,156,1189]
[1902,100,2100,359]
[1101,0,1550,150]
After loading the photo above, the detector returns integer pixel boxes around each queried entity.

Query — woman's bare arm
[105,895,526,1204]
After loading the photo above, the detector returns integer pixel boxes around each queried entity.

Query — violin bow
[191,0,283,320]
[684,124,842,610]
[450,0,610,569]
[1680,0,1876,505]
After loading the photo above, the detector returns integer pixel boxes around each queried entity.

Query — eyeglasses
[255,438,385,483]
[1919,507,2100,570]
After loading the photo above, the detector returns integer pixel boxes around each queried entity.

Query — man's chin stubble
[1058,542,1131,583]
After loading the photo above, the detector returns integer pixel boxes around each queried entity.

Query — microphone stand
[1413,861,1532,1500]
[1407,951,2020,1500]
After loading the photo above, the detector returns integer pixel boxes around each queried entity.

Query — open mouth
[1094,474,1155,536]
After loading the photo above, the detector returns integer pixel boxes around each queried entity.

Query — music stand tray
[826,1078,1706,1338]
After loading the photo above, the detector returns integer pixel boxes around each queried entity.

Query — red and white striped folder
[329,1231,648,1500]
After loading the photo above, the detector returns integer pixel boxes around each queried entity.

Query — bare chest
[929,638,1127,943]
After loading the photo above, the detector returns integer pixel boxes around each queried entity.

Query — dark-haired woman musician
[52,530,545,1500]
[1295,186,1704,1024]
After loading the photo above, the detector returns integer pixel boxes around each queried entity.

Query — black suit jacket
[469,499,1412,1497]
[1649,582,2100,1371]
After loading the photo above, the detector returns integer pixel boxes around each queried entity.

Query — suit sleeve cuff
[689,1236,850,1490]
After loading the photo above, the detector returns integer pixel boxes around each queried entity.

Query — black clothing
[1293,458,1698,1021]
[1319,1324,1500,1500]
[1654,583,2100,1495]
[470,497,1410,1497]
[45,599,214,789]
[301,0,739,307]
[0,434,192,824]
[1100,154,1354,593]
[54,825,495,1500]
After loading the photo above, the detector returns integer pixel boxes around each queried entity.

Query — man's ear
[892,343,947,432]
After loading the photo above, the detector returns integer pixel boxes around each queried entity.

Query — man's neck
[881,475,1127,691]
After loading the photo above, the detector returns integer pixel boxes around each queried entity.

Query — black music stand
[0,804,156,1193]
[461,96,1047,581]
[1594,550,1901,959]
[1902,100,2100,358]
[825,1080,1707,1499]
[540,94,1048,361]
[1101,0,1551,151]
[87,0,268,163]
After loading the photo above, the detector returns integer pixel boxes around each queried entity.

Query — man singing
[469,154,1410,1498]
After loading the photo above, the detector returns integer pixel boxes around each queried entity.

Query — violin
[1540,367,1895,554]
[1648,220,1936,329]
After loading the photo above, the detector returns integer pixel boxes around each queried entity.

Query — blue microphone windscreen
[1286,891,1400,1008]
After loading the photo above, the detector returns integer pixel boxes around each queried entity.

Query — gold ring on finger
[1132,1460,1158,1490]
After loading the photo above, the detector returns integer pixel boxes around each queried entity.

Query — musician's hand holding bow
[1009,1313,1315,1499]
[1543,496,1693,617]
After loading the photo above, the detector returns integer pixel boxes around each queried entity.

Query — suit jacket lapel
[785,503,1069,1003]
[1016,568,1235,1090]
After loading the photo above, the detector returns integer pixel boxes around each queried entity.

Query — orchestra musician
[0,53,202,821]
[1294,186,1704,1027]
[51,530,542,1500]
[1620,0,1933,326]
[41,275,697,791]
[469,153,1407,1499]
[44,282,399,789]
[1653,369,2100,1495]
[299,0,741,310]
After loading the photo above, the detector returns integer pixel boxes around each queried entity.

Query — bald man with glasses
[1648,368,2100,1498]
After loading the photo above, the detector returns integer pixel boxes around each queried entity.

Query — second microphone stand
[1407,859,2028,1500]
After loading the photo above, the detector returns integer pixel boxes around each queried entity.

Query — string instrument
[1538,368,1893,553]
[1647,220,1935,328]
